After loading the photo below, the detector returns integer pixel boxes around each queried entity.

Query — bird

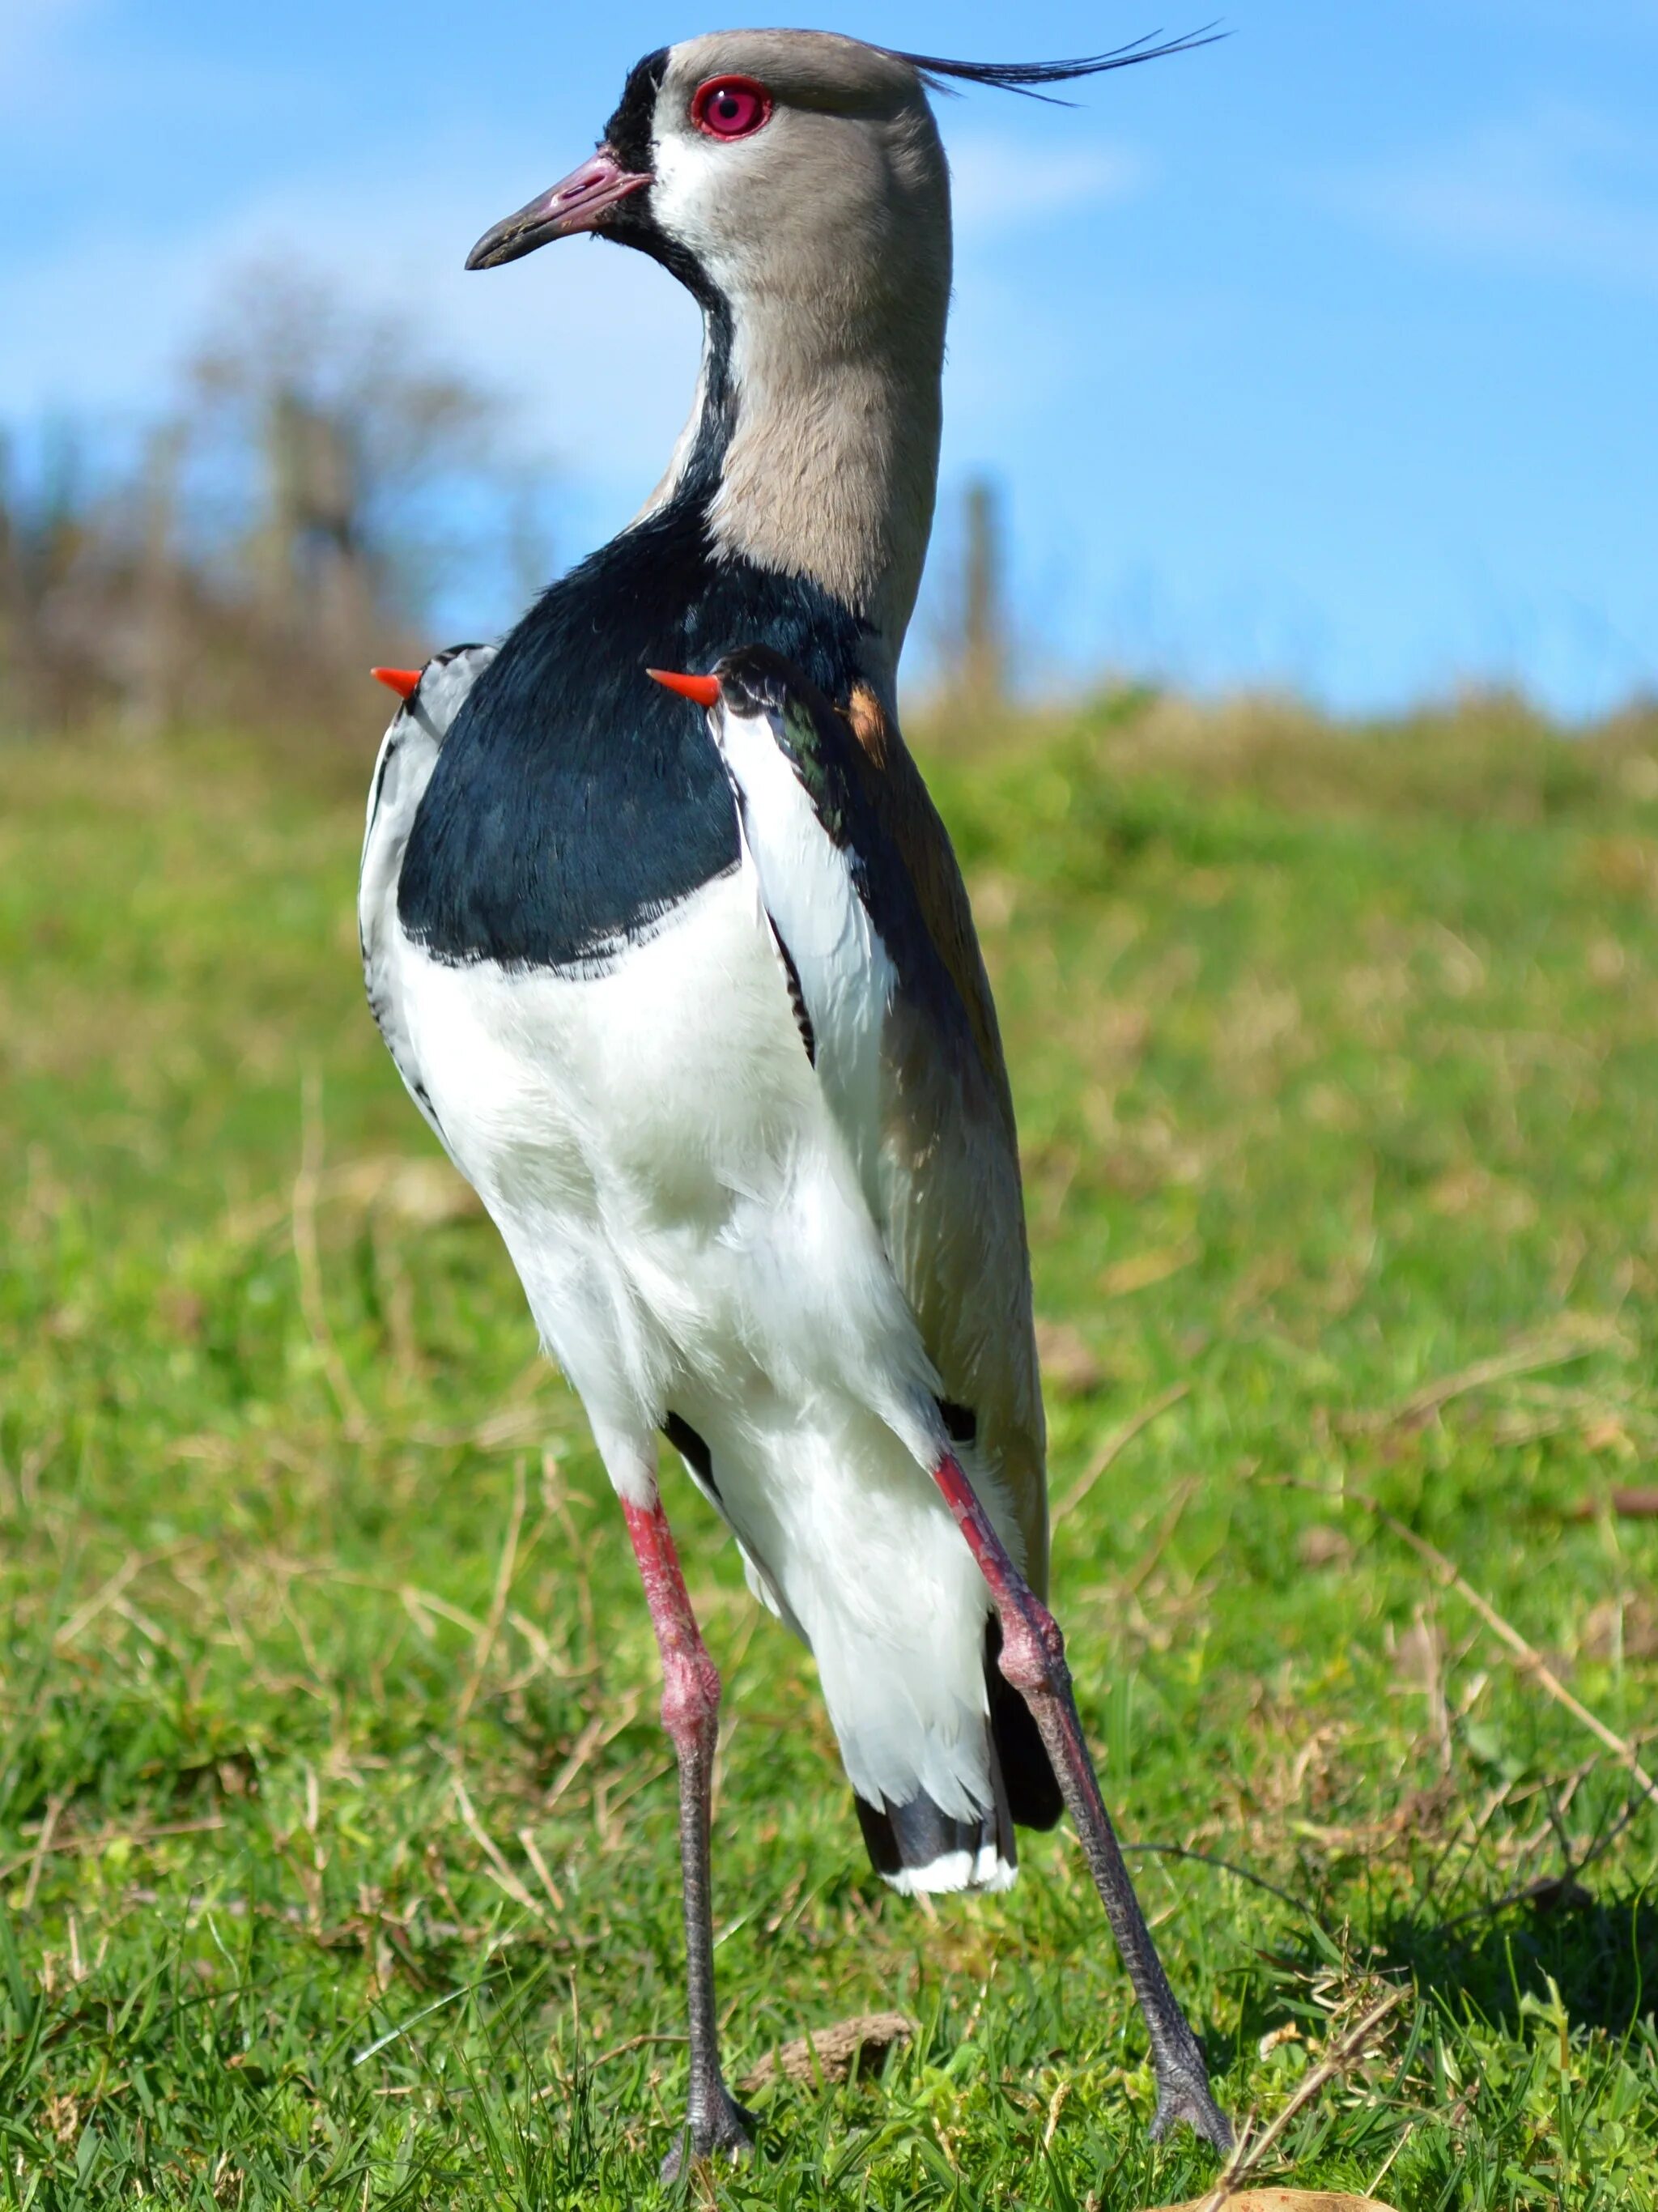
[361,28,1230,2175]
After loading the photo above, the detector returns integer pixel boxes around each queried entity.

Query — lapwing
[362,30,1229,2172]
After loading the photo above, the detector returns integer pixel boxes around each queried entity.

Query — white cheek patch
[648,124,760,304]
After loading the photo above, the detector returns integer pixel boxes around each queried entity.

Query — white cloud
[1339,103,1658,292]
[0,134,701,501]
[0,0,99,76]
[0,0,152,133]
[947,131,1146,241]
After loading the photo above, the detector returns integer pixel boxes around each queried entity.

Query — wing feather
[359,645,495,1147]
[842,696,1048,1588]
[745,671,1048,1587]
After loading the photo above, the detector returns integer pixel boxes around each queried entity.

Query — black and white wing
[359,644,495,1144]
[704,648,1048,1592]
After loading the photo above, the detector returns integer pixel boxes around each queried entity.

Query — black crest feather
[894,27,1225,105]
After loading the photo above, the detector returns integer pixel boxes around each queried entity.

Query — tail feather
[853,1620,1061,1894]
[854,1782,1016,1895]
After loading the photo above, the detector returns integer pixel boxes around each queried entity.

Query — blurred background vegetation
[5,255,1655,774]
[0,262,546,746]
[2,266,1656,2209]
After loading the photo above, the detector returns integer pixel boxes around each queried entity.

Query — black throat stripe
[605,46,668,171]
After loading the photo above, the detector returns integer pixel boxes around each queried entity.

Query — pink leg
[622,1495,754,2179]
[930,1452,1232,2148]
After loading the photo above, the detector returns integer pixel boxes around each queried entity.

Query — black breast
[397,496,869,971]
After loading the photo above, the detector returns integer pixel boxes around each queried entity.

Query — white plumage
[359,646,495,1144]
[363,661,1009,1871]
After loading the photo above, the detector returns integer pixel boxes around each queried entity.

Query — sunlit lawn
[2,693,1656,2207]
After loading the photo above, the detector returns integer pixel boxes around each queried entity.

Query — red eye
[691,74,772,141]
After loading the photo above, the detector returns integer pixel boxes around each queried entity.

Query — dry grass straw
[1348,1491,1658,1814]
[1188,1990,1407,2212]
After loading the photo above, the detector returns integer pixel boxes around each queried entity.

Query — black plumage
[895,30,1225,105]
[397,500,869,972]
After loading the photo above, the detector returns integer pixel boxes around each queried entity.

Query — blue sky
[3,1,1656,715]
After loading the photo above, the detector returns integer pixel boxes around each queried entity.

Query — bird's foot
[657,2090,757,2184]
[1149,2057,1234,2152]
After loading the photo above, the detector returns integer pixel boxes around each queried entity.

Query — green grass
[2,692,1656,2209]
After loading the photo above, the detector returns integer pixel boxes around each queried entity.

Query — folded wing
[717,655,1048,1591]
[359,645,495,1148]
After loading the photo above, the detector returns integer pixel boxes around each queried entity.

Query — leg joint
[661,1645,721,1754]
[996,1593,1069,1697]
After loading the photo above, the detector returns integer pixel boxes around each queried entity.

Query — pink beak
[466,147,652,270]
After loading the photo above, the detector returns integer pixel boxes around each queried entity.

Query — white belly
[382,867,994,1814]
[390,867,939,1464]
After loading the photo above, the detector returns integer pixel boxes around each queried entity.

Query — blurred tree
[125,424,186,737]
[188,259,508,673]
[0,258,545,742]
[922,473,1012,728]
[0,421,102,734]
[960,475,1009,707]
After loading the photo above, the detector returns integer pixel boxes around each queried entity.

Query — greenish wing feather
[840,713,1050,1592]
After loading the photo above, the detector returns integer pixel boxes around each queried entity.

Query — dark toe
[657,2095,756,2183]
[1150,2072,1234,2151]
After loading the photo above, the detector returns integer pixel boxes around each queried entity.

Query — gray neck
[649,266,947,689]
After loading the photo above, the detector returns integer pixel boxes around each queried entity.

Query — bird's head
[466,28,1218,296]
[467,32,950,330]
[467,29,1216,643]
